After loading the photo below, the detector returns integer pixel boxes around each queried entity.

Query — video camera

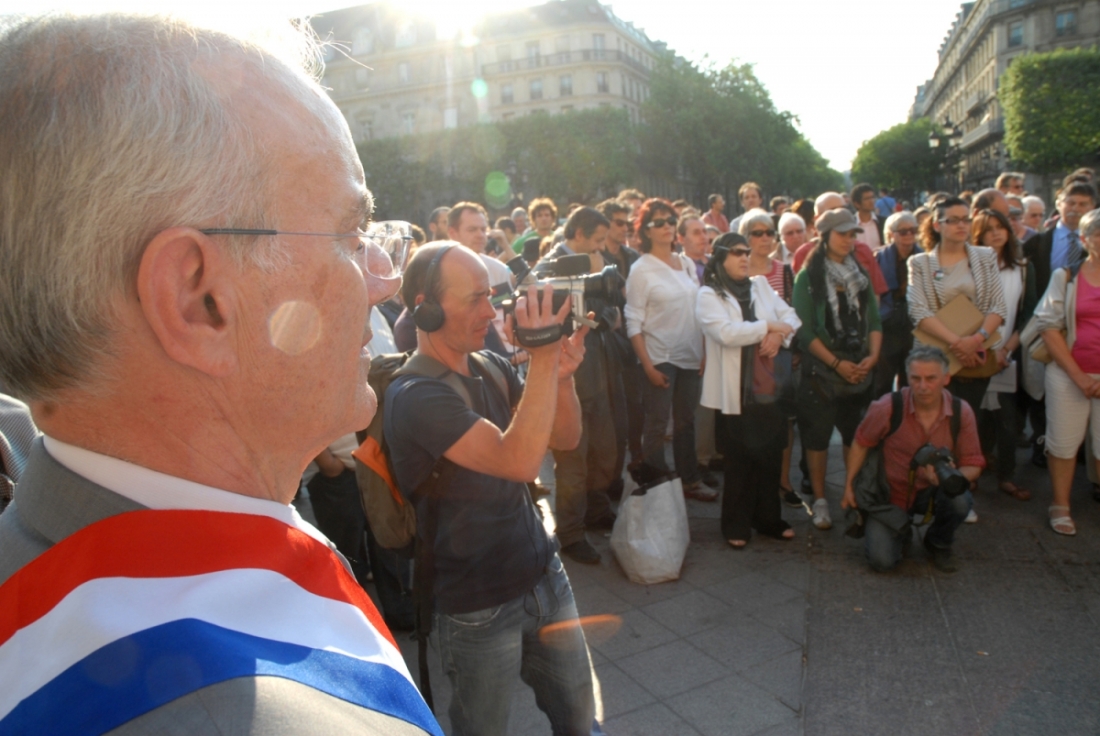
[495,254,624,343]
[911,444,969,497]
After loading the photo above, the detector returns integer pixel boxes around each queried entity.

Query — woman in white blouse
[697,233,801,547]
[625,199,710,499]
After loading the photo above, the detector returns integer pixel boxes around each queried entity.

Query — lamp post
[928,118,963,192]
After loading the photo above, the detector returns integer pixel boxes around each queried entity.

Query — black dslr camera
[496,254,624,345]
[911,444,969,497]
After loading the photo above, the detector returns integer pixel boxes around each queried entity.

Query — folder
[912,295,1000,375]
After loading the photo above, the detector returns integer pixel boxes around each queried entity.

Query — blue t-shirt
[384,351,555,614]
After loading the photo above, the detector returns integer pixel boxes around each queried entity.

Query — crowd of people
[2,11,1100,736]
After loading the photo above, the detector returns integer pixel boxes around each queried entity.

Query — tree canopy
[850,118,948,202]
[1000,47,1100,174]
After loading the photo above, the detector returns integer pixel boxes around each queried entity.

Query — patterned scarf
[823,254,869,334]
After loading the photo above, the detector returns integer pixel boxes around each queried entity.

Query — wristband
[514,324,563,348]
[831,357,841,371]
[977,327,990,341]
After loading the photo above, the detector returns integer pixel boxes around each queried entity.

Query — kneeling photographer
[841,346,985,573]
[534,207,627,564]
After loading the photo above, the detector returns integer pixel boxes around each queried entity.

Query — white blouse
[625,253,703,370]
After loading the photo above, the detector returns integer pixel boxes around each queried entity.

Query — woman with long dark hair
[625,198,711,499]
[792,209,883,531]
[971,208,1037,502]
[697,233,801,547]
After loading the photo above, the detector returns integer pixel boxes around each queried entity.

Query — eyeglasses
[939,217,971,226]
[646,217,678,229]
[749,229,775,238]
[728,247,752,257]
[893,227,917,236]
[611,219,630,228]
[200,220,414,276]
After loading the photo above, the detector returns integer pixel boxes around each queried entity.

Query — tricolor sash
[0,509,442,736]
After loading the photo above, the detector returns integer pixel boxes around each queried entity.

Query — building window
[398,62,410,84]
[444,107,458,129]
[501,83,513,104]
[354,116,372,142]
[352,27,373,55]
[498,44,513,72]
[597,71,609,93]
[555,35,570,62]
[355,67,370,88]
[530,78,543,100]
[401,112,415,135]
[593,33,605,51]
[526,41,540,62]
[1055,10,1077,36]
[1008,21,1023,47]
[560,75,572,96]
[395,21,416,48]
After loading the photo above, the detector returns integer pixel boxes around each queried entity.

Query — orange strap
[351,436,404,507]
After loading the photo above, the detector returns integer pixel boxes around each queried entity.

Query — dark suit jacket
[0,440,430,736]
[1023,229,1056,299]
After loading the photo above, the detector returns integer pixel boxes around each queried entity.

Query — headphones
[412,244,452,333]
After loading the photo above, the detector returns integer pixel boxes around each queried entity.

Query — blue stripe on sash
[0,618,441,736]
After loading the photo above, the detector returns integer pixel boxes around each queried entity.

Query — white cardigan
[696,277,801,415]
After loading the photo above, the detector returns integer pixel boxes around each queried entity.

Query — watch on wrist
[977,327,990,341]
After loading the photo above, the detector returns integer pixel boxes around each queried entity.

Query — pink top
[1072,275,1100,373]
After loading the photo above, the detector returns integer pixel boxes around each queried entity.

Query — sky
[1,0,968,172]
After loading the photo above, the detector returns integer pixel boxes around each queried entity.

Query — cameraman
[841,346,984,573]
[538,207,623,563]
[384,243,600,735]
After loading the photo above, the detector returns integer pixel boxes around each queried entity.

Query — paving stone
[602,702,703,736]
[688,619,801,674]
[640,588,734,637]
[667,673,796,736]
[749,596,807,646]
[593,662,656,720]
[705,571,803,613]
[590,608,678,662]
[742,649,804,711]
[749,715,802,736]
[616,639,730,699]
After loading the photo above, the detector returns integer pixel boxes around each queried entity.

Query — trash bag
[610,473,690,585]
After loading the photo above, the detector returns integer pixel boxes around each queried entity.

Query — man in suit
[0,14,439,735]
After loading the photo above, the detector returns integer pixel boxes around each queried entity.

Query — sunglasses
[893,227,917,236]
[728,247,752,257]
[749,229,775,238]
[611,219,630,228]
[647,217,678,229]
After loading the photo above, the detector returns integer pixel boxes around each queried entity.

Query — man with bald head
[0,14,438,735]
[790,192,888,298]
[971,188,1010,217]
[385,243,601,734]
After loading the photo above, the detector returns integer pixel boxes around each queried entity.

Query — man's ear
[136,228,238,377]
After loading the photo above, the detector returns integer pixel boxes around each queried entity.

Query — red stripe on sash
[0,510,396,650]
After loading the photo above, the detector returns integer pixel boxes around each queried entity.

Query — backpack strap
[782,263,794,303]
[887,391,904,439]
[950,395,962,450]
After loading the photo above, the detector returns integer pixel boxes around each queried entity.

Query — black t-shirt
[383,351,554,614]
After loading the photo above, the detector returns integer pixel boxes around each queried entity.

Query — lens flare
[470,78,489,98]
[538,614,623,649]
[485,171,512,209]
[268,301,322,355]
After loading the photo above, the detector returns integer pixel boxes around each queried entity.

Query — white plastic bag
[610,476,691,585]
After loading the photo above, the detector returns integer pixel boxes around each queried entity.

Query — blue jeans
[436,554,603,736]
[640,363,701,484]
[865,487,973,572]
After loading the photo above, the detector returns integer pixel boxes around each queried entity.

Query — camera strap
[514,324,563,348]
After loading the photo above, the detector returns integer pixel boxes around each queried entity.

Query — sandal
[780,528,795,540]
[999,481,1031,502]
[727,539,748,550]
[1049,505,1077,536]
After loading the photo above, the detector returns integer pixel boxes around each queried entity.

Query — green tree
[850,118,947,202]
[1000,47,1100,174]
[639,54,842,203]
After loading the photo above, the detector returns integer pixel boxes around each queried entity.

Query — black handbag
[805,349,872,399]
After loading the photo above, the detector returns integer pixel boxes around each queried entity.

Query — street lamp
[929,118,964,191]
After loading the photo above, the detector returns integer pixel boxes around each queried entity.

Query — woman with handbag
[908,196,1008,416]
[792,209,883,530]
[970,209,1037,502]
[697,233,801,548]
[1030,207,1100,535]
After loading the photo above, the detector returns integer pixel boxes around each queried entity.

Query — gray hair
[1022,195,1045,214]
[0,14,338,400]
[1079,208,1100,240]
[777,212,805,233]
[905,345,950,373]
[738,208,775,238]
[884,211,918,244]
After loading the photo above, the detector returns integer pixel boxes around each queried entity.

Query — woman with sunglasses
[909,196,1008,426]
[872,211,920,398]
[697,233,801,547]
[792,209,883,531]
[970,208,1037,502]
[625,198,711,499]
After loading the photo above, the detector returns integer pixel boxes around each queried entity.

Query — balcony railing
[482,49,648,77]
[961,116,1004,149]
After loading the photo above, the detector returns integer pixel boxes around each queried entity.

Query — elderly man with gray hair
[0,14,439,735]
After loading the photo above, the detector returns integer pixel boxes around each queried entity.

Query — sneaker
[964,508,978,524]
[923,536,958,573]
[698,466,720,488]
[683,481,719,502]
[782,489,803,508]
[561,539,601,565]
[812,498,832,530]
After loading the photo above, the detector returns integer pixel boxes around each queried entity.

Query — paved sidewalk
[305,434,1100,734]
